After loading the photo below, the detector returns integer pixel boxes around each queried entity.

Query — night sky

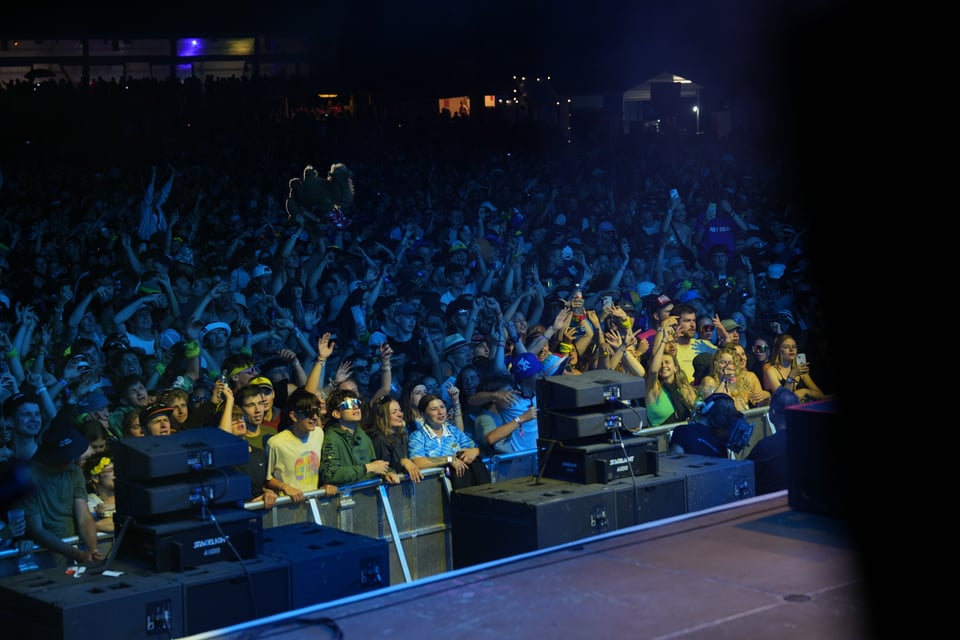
[4,1,848,97]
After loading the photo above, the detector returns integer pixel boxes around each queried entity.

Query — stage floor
[188,491,873,640]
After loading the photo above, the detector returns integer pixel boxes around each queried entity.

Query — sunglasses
[299,408,322,419]
[239,365,260,376]
[753,345,769,353]
[699,325,714,333]
[337,398,362,410]
[190,395,211,403]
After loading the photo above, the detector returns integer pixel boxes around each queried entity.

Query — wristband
[293,328,303,339]
[239,346,253,356]
[154,362,167,375]
[183,340,200,359]
[5,348,17,359]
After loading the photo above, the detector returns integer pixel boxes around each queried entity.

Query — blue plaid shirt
[408,421,476,458]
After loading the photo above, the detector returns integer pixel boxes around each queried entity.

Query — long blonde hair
[703,344,751,411]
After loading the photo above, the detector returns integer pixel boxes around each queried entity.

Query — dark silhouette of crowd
[0,73,836,564]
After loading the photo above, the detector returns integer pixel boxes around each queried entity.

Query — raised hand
[317,332,335,360]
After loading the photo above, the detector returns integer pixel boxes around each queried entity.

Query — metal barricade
[244,468,452,586]
[485,449,539,482]
[634,405,771,459]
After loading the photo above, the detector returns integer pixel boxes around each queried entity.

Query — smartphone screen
[796,353,807,366]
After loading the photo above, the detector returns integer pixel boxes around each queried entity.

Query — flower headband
[90,456,112,476]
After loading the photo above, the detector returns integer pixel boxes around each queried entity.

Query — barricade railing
[243,467,451,585]
[1,406,770,581]
[640,406,772,459]
[485,449,539,482]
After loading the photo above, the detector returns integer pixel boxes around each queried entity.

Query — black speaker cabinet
[607,474,687,529]
[113,427,249,481]
[117,507,264,572]
[536,369,645,410]
[786,398,846,518]
[450,477,616,568]
[0,563,184,639]
[161,556,290,636]
[538,436,659,484]
[115,467,252,518]
[656,453,755,512]
[261,523,390,608]
[539,404,646,441]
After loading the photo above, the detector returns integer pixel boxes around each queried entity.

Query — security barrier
[252,468,451,585]
[0,406,771,581]
[638,406,773,459]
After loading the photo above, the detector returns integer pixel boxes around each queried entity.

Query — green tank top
[647,386,677,426]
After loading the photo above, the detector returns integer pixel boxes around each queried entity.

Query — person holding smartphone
[761,334,825,401]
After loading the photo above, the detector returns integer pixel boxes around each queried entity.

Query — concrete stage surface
[186,491,874,640]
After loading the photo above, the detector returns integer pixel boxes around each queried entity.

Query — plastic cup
[7,508,24,526]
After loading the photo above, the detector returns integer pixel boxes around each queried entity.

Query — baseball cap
[3,391,40,417]
[641,294,673,315]
[35,425,89,465]
[201,321,232,340]
[139,403,174,428]
[249,376,274,390]
[78,392,110,413]
[510,352,544,381]
[252,264,273,279]
[721,319,744,332]
[158,328,182,351]
[635,281,657,297]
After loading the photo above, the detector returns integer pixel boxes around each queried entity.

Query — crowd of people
[0,73,835,565]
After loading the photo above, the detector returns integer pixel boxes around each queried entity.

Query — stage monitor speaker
[538,436,659,484]
[785,398,846,518]
[536,369,645,411]
[262,523,390,608]
[450,477,615,568]
[117,507,264,572]
[0,563,184,638]
[539,404,646,441]
[161,556,290,636]
[656,453,755,512]
[607,474,686,529]
[113,427,249,481]
[115,467,252,518]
